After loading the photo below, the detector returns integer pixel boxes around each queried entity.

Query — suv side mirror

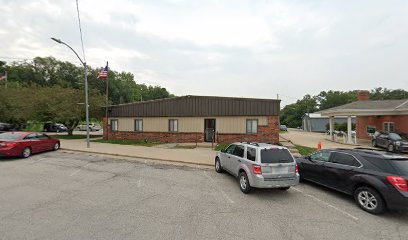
[220,149,226,153]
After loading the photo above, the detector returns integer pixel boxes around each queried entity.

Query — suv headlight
[395,141,401,146]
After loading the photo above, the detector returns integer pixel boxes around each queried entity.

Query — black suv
[372,132,408,153]
[0,122,14,132]
[296,148,408,214]
[43,122,67,132]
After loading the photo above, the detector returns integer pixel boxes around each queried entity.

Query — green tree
[280,94,317,128]
[315,90,358,110]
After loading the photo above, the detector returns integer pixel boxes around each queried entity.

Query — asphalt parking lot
[1,151,407,240]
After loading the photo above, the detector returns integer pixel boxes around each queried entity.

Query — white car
[77,123,101,131]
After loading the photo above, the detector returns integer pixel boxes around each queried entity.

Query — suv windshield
[261,148,293,164]
[0,133,24,141]
[390,159,408,176]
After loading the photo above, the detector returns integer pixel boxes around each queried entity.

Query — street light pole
[51,37,90,148]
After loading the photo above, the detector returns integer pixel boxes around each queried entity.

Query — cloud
[1,0,408,106]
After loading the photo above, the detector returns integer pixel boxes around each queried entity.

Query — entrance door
[204,119,216,142]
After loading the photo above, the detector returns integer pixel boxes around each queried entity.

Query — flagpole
[105,62,109,140]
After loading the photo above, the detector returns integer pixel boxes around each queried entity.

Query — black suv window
[331,152,361,167]
[233,145,245,158]
[389,159,408,176]
[310,151,331,162]
[225,144,236,154]
[363,155,397,173]
[246,147,256,161]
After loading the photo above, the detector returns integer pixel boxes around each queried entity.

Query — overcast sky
[1,0,408,106]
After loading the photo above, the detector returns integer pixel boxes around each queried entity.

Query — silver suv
[215,142,299,193]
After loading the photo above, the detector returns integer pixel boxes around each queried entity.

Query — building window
[246,119,258,134]
[134,119,143,132]
[383,122,394,133]
[110,119,118,131]
[169,119,178,132]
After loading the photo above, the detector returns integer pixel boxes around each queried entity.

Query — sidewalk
[60,139,215,166]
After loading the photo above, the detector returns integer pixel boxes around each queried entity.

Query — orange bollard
[317,141,322,151]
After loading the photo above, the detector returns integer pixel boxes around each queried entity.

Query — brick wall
[103,116,280,144]
[356,115,408,140]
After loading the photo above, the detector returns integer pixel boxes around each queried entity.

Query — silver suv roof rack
[241,141,260,147]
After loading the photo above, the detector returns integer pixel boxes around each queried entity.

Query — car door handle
[227,156,230,158]
[237,159,241,162]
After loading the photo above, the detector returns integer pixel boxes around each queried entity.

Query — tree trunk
[65,119,79,136]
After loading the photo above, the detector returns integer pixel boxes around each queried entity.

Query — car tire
[53,142,60,151]
[278,187,290,191]
[387,144,395,152]
[372,140,377,147]
[354,186,385,214]
[215,157,223,173]
[239,171,251,194]
[22,147,31,158]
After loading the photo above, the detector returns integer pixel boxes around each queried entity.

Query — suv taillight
[295,164,299,173]
[387,176,408,192]
[252,164,262,175]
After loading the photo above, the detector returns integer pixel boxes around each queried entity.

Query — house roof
[320,99,408,116]
[108,95,281,117]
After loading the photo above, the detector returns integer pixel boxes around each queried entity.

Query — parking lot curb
[60,147,214,167]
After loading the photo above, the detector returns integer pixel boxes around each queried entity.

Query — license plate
[272,166,288,174]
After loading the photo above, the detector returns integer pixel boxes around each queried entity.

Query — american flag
[97,63,108,79]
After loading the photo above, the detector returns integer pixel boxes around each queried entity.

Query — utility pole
[105,62,109,140]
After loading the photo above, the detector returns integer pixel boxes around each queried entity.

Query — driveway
[281,129,371,149]
[1,151,407,240]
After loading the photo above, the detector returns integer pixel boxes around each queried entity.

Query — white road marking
[137,178,142,188]
[69,162,91,177]
[136,160,147,187]
[292,187,359,221]
[203,171,234,204]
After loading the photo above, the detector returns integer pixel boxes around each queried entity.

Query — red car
[0,132,60,158]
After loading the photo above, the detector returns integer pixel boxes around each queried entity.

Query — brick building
[320,91,408,141]
[103,95,281,143]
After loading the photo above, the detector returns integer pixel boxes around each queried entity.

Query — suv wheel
[239,171,251,194]
[354,187,385,214]
[387,144,394,152]
[372,140,377,147]
[215,157,223,173]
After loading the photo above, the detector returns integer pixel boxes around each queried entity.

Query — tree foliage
[280,95,318,128]
[0,87,105,135]
[0,56,174,134]
[0,56,174,105]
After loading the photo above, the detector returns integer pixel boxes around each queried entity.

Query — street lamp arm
[51,37,85,66]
